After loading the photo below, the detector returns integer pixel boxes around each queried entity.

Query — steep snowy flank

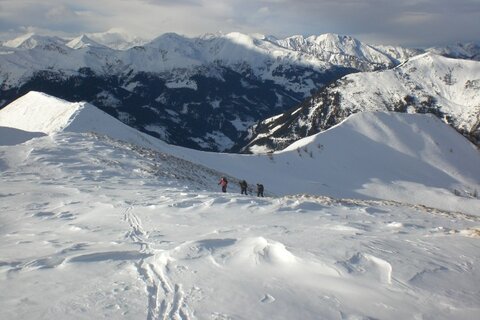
[244,53,480,152]
[190,111,480,215]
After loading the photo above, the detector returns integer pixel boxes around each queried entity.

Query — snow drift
[0,126,45,146]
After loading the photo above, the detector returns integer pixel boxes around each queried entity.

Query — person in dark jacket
[239,180,248,195]
[256,183,264,197]
[218,177,228,193]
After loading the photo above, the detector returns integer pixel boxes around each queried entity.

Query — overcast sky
[1,0,479,47]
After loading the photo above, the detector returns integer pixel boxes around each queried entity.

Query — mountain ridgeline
[243,53,480,152]
[0,31,478,152]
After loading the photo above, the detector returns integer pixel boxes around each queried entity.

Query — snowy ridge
[244,53,480,152]
[86,28,147,50]
[0,91,172,152]
[272,33,415,70]
[1,31,473,152]
[0,31,418,89]
[1,91,479,215]
[1,91,480,319]
[0,92,86,134]
[2,33,67,50]
[331,53,480,131]
[66,35,106,50]
[428,42,480,61]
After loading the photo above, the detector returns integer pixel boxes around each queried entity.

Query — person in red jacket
[218,177,228,193]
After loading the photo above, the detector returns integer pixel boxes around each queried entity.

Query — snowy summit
[0,91,479,319]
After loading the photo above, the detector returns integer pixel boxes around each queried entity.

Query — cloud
[0,0,479,46]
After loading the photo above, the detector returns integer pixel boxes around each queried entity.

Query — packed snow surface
[1,92,479,319]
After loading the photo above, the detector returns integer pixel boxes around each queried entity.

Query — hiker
[239,180,248,195]
[256,183,264,197]
[218,177,228,193]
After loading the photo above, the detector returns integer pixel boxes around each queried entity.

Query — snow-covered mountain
[86,29,147,50]
[244,53,480,152]
[0,32,421,152]
[428,42,480,61]
[1,31,477,153]
[66,35,107,50]
[271,33,422,71]
[0,31,395,90]
[1,91,479,319]
[2,33,67,50]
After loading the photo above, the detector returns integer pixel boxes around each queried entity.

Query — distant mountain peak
[87,29,148,50]
[3,33,36,48]
[66,34,106,49]
[428,42,480,61]
[272,33,396,70]
[3,33,65,49]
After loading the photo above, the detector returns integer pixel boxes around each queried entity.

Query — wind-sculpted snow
[1,91,480,318]
[0,128,479,319]
[0,126,45,146]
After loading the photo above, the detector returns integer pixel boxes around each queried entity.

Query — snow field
[0,130,479,319]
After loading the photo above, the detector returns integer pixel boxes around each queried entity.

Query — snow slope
[330,53,480,132]
[0,92,164,146]
[1,91,479,214]
[186,111,480,215]
[0,92,479,319]
[244,53,480,152]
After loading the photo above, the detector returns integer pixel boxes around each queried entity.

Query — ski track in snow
[2,174,480,319]
[123,201,192,320]
[114,189,480,320]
